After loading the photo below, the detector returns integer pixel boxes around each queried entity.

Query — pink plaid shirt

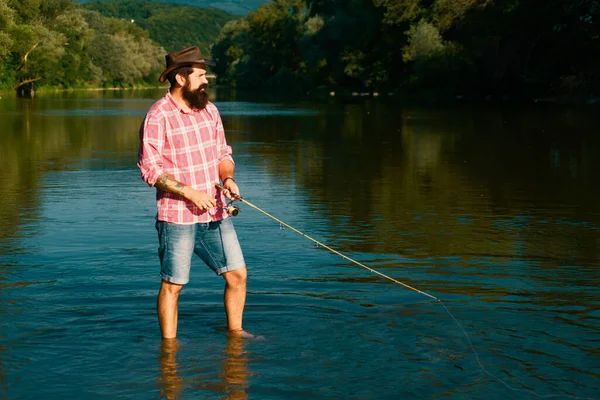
[138,91,234,224]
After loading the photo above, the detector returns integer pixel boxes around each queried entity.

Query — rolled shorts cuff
[215,261,246,276]
[160,272,189,285]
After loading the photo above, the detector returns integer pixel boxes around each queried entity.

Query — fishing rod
[215,183,593,400]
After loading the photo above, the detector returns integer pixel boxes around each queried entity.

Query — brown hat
[158,46,216,83]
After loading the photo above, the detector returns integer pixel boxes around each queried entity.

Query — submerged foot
[228,329,265,340]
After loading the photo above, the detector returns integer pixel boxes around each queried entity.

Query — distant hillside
[83,0,237,53]
[78,0,267,16]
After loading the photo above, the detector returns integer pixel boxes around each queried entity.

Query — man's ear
[175,73,187,88]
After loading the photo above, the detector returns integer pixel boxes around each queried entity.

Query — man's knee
[160,280,183,297]
[224,267,247,288]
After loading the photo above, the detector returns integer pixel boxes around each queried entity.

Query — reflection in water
[157,335,251,400]
[0,342,6,395]
[0,95,147,251]
[218,334,251,400]
[158,339,184,400]
[224,102,600,264]
[2,93,599,266]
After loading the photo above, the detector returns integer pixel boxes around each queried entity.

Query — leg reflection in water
[158,334,255,399]
[157,338,184,400]
[218,332,252,400]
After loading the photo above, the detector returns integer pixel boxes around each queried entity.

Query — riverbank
[216,85,600,107]
[2,84,598,107]
[0,85,165,96]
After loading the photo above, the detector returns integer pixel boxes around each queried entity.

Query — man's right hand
[155,174,216,211]
[183,187,217,211]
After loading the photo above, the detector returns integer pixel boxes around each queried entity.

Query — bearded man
[138,46,251,340]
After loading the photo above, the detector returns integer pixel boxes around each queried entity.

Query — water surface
[0,89,598,399]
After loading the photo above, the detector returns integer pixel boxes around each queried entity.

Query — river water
[0,89,598,399]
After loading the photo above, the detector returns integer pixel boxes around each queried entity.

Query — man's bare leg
[223,267,250,336]
[158,280,183,339]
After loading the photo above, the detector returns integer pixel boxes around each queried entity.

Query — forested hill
[211,0,600,102]
[83,0,236,53]
[78,0,267,16]
[2,0,598,102]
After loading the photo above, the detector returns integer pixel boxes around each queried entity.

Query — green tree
[0,1,166,91]
[303,0,391,88]
[374,0,423,26]
[89,32,162,85]
[84,10,163,86]
[212,0,308,89]
[0,0,16,59]
[211,18,251,86]
[40,0,75,22]
[7,0,41,22]
[8,23,67,86]
[402,19,462,88]
[52,8,94,87]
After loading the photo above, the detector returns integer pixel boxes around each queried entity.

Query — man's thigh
[194,218,246,276]
[156,221,196,284]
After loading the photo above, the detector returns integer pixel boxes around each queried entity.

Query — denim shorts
[155,218,246,284]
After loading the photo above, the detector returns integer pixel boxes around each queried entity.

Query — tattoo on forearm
[155,174,185,195]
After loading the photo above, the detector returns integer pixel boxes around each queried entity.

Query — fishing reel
[224,202,240,217]
[214,183,241,216]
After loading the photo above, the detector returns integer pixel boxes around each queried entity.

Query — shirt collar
[166,90,196,115]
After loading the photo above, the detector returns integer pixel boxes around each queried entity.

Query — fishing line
[216,184,594,400]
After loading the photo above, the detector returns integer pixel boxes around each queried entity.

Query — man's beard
[182,81,209,110]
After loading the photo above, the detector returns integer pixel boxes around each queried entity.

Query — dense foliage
[2,0,598,101]
[79,0,266,16]
[0,0,166,91]
[0,0,234,92]
[211,0,600,100]
[82,0,235,53]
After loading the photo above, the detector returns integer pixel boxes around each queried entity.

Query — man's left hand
[223,180,240,200]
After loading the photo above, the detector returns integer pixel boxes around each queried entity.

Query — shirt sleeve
[137,113,165,187]
[214,107,234,165]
